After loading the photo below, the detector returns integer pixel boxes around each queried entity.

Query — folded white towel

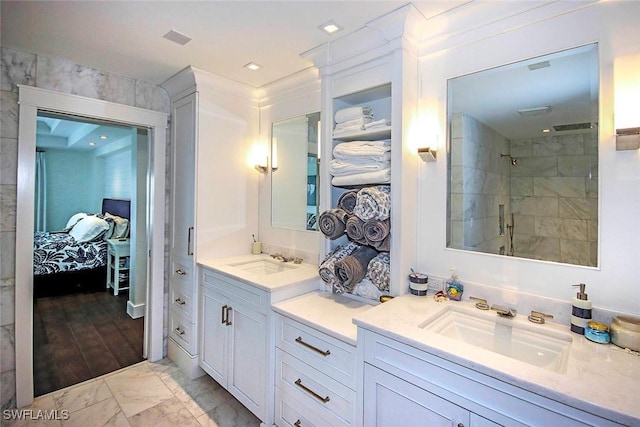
[333,141,390,159]
[336,117,373,128]
[364,119,391,130]
[331,168,392,186]
[330,159,391,176]
[335,106,372,124]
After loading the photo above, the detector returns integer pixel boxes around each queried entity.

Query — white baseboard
[167,338,205,379]
[127,300,145,319]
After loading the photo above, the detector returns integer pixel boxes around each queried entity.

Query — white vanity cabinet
[361,329,623,427]
[200,267,268,420]
[274,314,358,427]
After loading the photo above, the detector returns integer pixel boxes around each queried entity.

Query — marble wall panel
[532,134,585,156]
[558,155,597,177]
[0,48,36,92]
[513,234,560,261]
[511,195,558,217]
[0,232,15,280]
[0,324,15,373]
[1,370,16,410]
[512,213,535,235]
[509,139,533,157]
[0,185,16,232]
[534,176,586,198]
[0,91,19,139]
[510,156,557,177]
[510,177,533,196]
[535,217,588,240]
[0,279,14,327]
[560,239,591,266]
[1,138,18,185]
[559,197,592,219]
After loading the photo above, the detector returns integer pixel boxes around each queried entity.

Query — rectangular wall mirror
[271,112,321,231]
[447,43,599,267]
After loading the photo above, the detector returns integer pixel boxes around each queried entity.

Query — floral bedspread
[33,231,107,276]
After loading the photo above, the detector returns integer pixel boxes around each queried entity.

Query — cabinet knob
[174,298,186,306]
[457,424,464,427]
[174,327,185,336]
[175,269,186,276]
[293,421,301,427]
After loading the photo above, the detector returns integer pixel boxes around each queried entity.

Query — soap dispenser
[570,283,592,335]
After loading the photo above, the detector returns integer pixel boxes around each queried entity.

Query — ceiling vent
[553,122,593,132]
[527,61,551,71]
[163,30,192,46]
[517,106,551,117]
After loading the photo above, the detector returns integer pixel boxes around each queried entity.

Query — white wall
[417,1,640,315]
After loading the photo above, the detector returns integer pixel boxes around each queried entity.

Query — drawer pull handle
[175,298,186,306]
[294,379,330,403]
[225,306,232,326]
[221,305,228,324]
[175,327,185,336]
[295,336,330,356]
[175,269,186,276]
[294,420,301,427]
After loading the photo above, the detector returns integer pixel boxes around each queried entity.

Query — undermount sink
[227,258,297,276]
[420,305,572,373]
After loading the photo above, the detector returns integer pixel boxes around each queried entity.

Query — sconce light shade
[614,53,640,150]
[255,162,268,173]
[418,146,437,162]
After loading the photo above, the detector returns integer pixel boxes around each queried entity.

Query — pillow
[105,212,130,239]
[69,216,110,243]
[64,212,88,230]
[99,215,116,240]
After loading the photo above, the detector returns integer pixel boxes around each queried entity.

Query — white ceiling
[0,0,465,88]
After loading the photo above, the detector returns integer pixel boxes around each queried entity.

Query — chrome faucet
[491,304,517,318]
[528,310,553,324]
[270,253,292,262]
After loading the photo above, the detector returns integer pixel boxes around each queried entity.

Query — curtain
[35,151,47,231]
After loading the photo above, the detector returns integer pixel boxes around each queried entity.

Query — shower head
[500,153,518,166]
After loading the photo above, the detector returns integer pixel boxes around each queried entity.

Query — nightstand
[107,238,130,295]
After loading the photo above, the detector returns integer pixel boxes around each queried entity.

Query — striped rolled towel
[318,208,348,240]
[363,218,391,252]
[367,252,390,291]
[318,242,358,286]
[345,215,367,245]
[334,245,378,293]
[337,189,358,214]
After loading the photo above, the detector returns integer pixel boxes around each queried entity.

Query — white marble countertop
[272,291,375,346]
[198,254,319,293]
[353,294,640,425]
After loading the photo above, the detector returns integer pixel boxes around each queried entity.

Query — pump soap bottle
[570,283,592,335]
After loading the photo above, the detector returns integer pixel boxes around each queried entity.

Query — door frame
[15,85,168,407]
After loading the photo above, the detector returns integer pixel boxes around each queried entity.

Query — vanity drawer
[276,348,355,425]
[168,310,196,355]
[200,267,268,314]
[276,315,357,388]
[275,385,349,427]
[170,257,194,288]
[170,282,195,322]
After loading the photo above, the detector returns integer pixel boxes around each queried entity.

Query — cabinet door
[200,288,228,384]
[364,364,469,427]
[170,92,196,257]
[227,299,267,417]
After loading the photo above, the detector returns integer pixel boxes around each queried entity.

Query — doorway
[15,86,167,407]
[32,113,148,396]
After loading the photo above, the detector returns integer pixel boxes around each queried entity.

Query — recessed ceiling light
[319,20,343,35]
[542,128,551,133]
[244,62,262,71]
[88,142,96,146]
[100,135,108,140]
[163,29,192,46]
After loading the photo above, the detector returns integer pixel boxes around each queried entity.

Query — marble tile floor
[5,359,261,427]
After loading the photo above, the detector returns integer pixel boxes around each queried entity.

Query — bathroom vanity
[197,255,318,426]
[354,295,640,426]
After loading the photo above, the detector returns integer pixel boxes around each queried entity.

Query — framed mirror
[271,112,321,231]
[447,43,599,267]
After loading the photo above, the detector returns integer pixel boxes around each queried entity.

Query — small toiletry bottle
[446,268,463,301]
[570,283,592,335]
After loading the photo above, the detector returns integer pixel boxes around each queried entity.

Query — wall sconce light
[418,146,437,162]
[614,53,640,150]
[255,158,268,173]
[271,137,278,172]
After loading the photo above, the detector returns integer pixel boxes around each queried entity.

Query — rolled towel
[335,106,372,124]
[337,190,358,214]
[331,169,391,186]
[345,215,367,245]
[353,185,391,221]
[364,219,391,251]
[318,208,348,240]
[318,242,358,286]
[334,245,378,293]
[367,252,390,292]
[354,278,384,300]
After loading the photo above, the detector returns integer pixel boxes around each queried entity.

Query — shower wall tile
[559,197,592,220]
[513,214,534,235]
[534,176,586,198]
[533,134,585,156]
[510,139,532,157]
[560,239,591,266]
[558,155,597,177]
[1,369,16,410]
[510,156,557,177]
[535,217,588,241]
[0,324,15,372]
[0,48,36,92]
[510,177,533,196]
[588,219,598,242]
[0,138,18,185]
[36,55,136,106]
[511,195,558,217]
[0,280,14,327]
[0,91,19,139]
[513,235,560,261]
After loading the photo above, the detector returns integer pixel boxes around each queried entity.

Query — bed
[33,198,131,298]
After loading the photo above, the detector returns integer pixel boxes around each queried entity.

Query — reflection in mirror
[447,44,599,266]
[271,112,321,231]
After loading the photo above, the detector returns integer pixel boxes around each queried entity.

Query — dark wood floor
[33,289,144,397]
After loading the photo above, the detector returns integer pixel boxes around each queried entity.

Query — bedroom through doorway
[32,112,149,397]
